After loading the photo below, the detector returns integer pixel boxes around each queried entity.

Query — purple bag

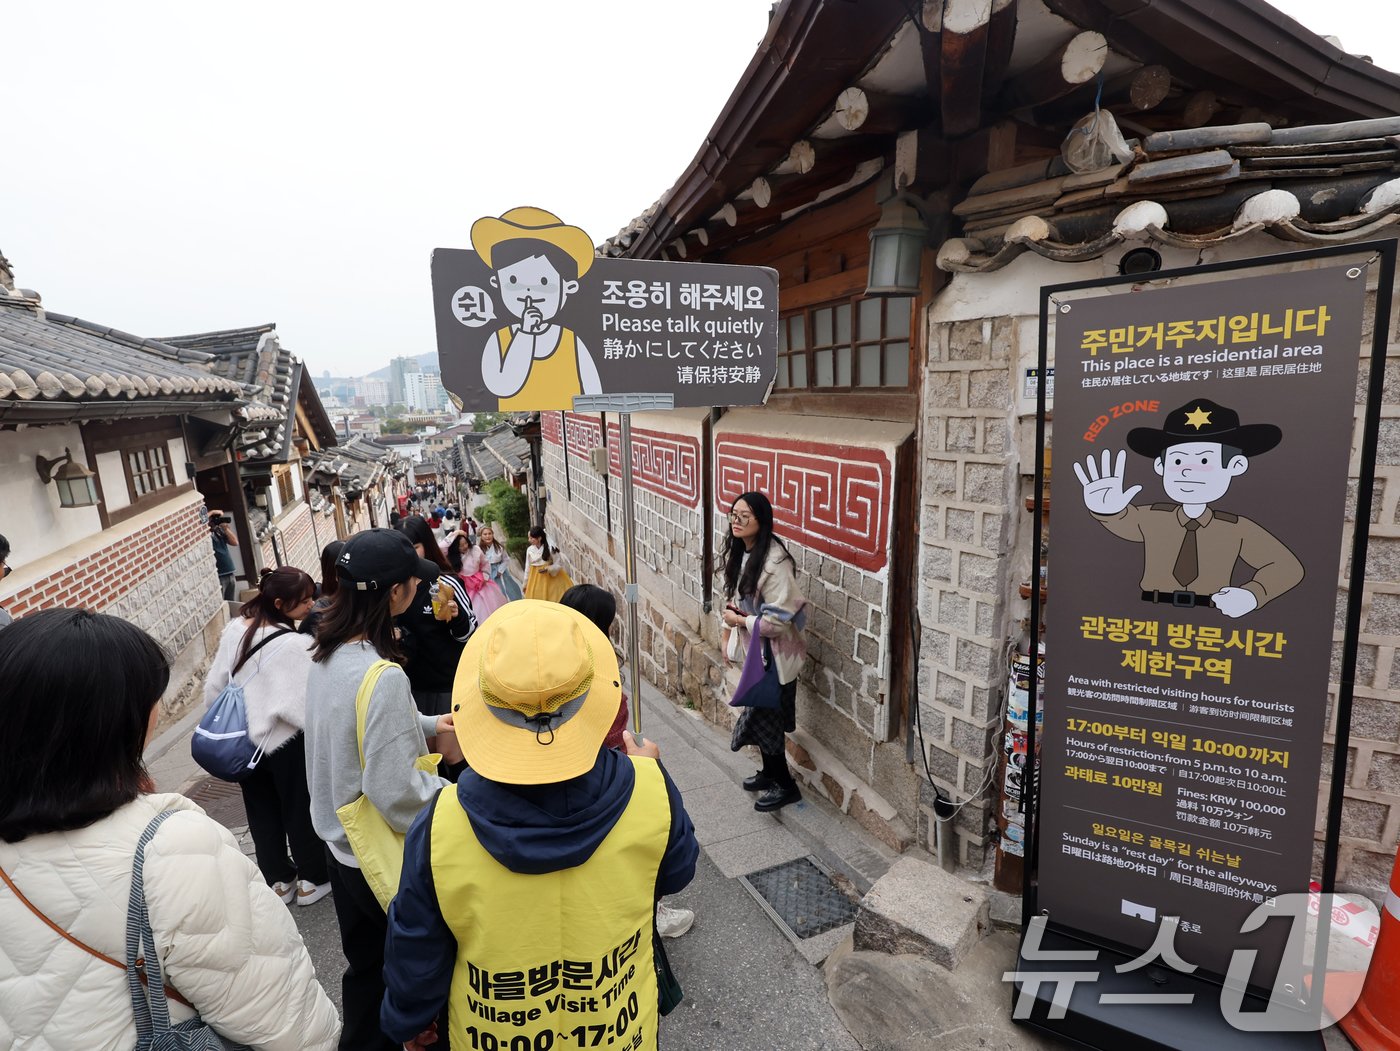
[729,633,782,710]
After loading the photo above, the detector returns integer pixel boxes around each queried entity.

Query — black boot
[754,782,802,812]
[742,771,774,792]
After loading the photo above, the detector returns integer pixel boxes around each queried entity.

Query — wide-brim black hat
[1127,398,1281,458]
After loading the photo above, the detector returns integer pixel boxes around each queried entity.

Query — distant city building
[356,375,391,407]
[404,370,447,412]
[388,355,421,405]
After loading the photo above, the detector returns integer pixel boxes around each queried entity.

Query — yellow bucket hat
[469,206,596,280]
[452,600,620,784]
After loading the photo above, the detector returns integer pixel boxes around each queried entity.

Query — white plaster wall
[96,450,130,512]
[0,425,103,563]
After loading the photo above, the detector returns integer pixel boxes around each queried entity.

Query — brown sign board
[431,211,777,412]
[1038,264,1366,985]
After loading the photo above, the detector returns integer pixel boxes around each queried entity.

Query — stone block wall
[916,315,1021,868]
[258,498,322,578]
[3,490,224,714]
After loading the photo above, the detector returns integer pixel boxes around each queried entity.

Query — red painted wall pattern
[605,422,701,509]
[715,434,892,572]
[541,411,562,446]
[562,412,603,461]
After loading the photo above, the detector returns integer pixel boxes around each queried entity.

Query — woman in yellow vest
[382,601,698,1051]
[472,207,604,412]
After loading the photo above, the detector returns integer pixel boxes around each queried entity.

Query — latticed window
[125,444,174,498]
[775,296,914,390]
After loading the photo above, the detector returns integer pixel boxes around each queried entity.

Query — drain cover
[740,857,858,939]
[184,777,247,828]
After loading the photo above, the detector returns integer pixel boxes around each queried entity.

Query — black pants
[238,734,327,886]
[327,851,400,1051]
[761,747,798,790]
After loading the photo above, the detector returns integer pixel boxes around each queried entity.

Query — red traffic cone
[1339,846,1400,1049]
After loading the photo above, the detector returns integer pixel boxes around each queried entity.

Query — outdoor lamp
[866,193,931,297]
[35,448,98,508]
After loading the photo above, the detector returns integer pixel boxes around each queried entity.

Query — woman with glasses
[202,566,329,906]
[719,491,808,812]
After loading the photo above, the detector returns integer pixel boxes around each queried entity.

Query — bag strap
[126,810,179,1037]
[0,840,194,1009]
[353,660,395,769]
[231,626,295,677]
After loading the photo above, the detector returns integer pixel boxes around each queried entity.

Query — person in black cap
[304,527,461,1051]
[1074,398,1303,618]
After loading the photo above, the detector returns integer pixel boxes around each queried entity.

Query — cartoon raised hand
[1074,450,1142,516]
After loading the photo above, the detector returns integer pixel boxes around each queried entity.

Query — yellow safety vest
[497,326,584,412]
[429,756,670,1051]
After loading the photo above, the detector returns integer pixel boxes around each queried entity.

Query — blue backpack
[191,628,294,782]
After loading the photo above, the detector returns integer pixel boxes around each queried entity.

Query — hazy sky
[3,0,1397,379]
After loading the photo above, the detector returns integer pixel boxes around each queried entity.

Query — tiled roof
[303,435,399,494]
[938,119,1400,273]
[0,290,247,422]
[161,324,320,462]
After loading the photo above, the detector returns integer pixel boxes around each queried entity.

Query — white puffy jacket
[0,792,339,1050]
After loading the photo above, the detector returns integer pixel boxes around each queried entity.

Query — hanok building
[303,434,404,537]
[0,254,254,710]
[162,324,339,583]
[542,0,1400,899]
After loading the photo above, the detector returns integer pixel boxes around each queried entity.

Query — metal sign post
[574,392,675,734]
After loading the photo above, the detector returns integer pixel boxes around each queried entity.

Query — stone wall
[916,315,1020,868]
[258,498,322,577]
[3,489,226,715]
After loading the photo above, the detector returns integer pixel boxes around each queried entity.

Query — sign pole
[619,410,643,733]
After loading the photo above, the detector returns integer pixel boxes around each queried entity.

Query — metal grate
[740,856,858,939]
[184,777,248,828]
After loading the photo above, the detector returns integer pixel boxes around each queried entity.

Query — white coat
[0,792,339,1049]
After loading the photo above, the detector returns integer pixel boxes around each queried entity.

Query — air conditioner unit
[588,447,609,475]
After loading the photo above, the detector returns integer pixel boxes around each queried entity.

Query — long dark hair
[529,525,553,564]
[310,583,403,664]
[445,530,472,576]
[0,610,170,842]
[319,540,346,599]
[399,515,450,573]
[560,584,617,636]
[237,566,313,665]
[722,490,792,601]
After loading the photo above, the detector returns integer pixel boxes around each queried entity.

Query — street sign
[432,207,779,412]
[1036,261,1367,991]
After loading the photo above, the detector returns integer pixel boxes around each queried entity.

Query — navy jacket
[381,747,698,1042]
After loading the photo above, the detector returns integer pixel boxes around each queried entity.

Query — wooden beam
[829,86,926,136]
[981,0,1017,109]
[1181,90,1220,128]
[999,31,1107,111]
[771,140,817,176]
[940,0,993,138]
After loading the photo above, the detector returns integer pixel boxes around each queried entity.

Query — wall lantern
[35,448,98,508]
[866,193,934,297]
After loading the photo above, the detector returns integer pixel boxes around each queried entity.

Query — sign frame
[1015,240,1397,1045]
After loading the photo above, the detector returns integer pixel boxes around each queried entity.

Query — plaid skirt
[730,678,797,755]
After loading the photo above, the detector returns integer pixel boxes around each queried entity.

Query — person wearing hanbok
[445,528,508,623]
[480,526,523,603]
[523,526,573,603]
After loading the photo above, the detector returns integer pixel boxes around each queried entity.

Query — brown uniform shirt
[1093,503,1303,608]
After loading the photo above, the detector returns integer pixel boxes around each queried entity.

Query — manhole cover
[184,777,247,828]
[740,856,858,939]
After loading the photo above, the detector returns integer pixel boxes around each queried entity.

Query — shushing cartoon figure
[1074,398,1303,618]
[470,206,603,411]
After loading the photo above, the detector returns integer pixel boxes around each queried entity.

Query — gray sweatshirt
[304,641,447,867]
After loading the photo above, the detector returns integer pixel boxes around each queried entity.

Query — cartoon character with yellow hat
[471,206,602,411]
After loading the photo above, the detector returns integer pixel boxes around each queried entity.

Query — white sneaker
[271,881,296,905]
[656,901,694,938]
[296,879,332,907]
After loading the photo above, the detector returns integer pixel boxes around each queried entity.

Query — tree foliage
[472,411,508,432]
[481,479,530,562]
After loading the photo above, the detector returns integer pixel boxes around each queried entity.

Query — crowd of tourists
[0,487,808,1050]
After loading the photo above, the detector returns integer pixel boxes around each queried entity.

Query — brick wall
[4,493,224,711]
[918,316,1019,868]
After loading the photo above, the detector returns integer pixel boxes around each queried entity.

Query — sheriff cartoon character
[1074,398,1303,618]
[471,206,603,411]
